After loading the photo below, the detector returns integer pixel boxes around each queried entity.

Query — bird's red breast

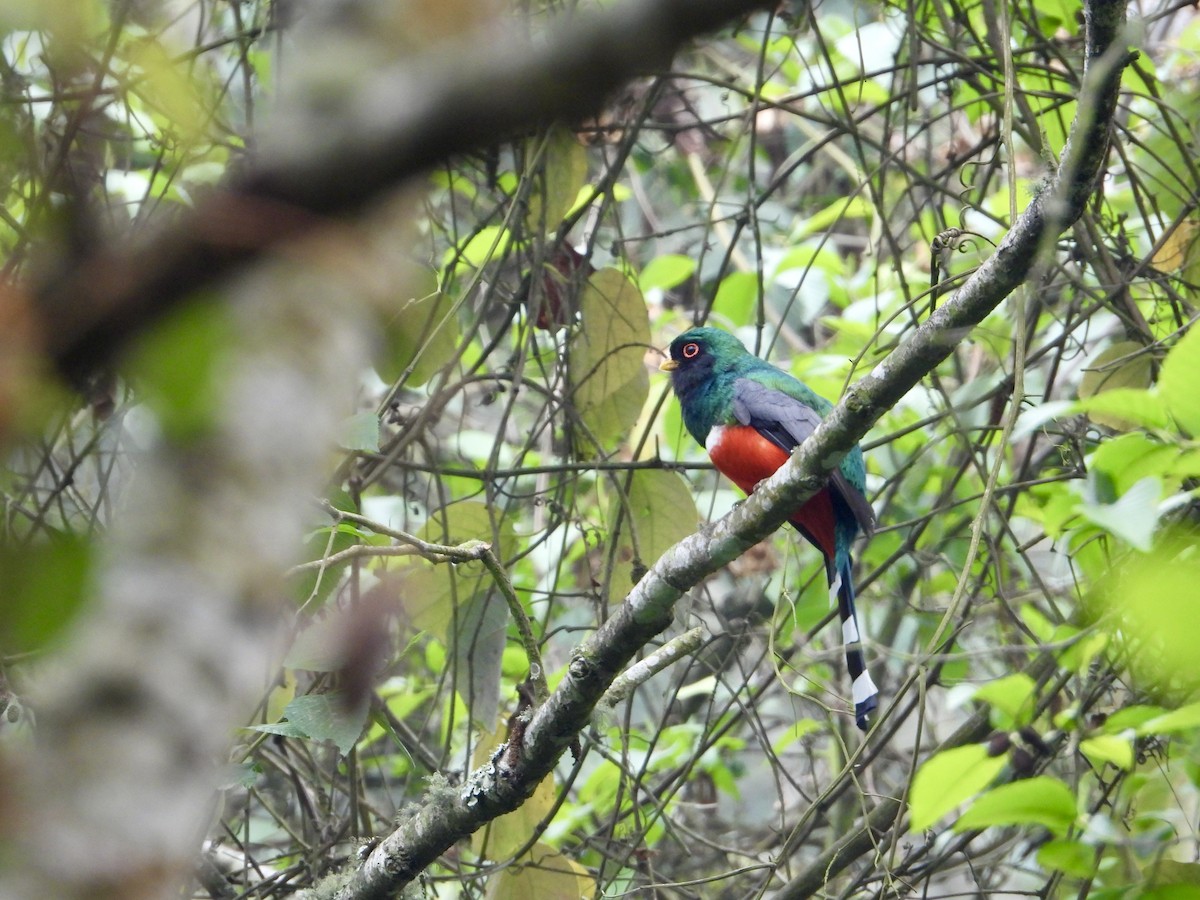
[707,424,838,560]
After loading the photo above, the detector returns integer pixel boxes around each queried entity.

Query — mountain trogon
[660,326,878,731]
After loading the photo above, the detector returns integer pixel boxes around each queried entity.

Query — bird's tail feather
[828,559,878,731]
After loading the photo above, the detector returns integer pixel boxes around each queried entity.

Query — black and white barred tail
[829,558,878,731]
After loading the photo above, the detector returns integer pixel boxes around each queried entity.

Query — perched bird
[660,327,878,731]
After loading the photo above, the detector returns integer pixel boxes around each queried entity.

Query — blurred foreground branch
[34,0,773,384]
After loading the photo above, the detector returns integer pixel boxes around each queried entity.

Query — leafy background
[1,0,1199,898]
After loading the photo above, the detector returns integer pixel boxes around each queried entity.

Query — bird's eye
[682,342,700,359]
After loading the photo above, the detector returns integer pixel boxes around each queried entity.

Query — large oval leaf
[482,842,595,900]
[524,125,588,234]
[393,501,516,726]
[909,744,1006,831]
[378,269,459,387]
[605,469,700,604]
[1079,341,1153,431]
[568,268,650,456]
[953,775,1078,836]
[1160,326,1200,436]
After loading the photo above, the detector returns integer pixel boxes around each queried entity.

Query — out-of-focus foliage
[3,0,1200,898]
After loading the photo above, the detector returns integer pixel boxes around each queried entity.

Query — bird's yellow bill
[659,359,679,372]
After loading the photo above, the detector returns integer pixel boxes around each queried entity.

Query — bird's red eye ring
[682,342,700,359]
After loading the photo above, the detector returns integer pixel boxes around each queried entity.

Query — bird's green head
[659,327,755,440]
[660,327,752,382]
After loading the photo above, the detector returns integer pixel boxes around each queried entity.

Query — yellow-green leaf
[954,776,1078,836]
[128,300,233,441]
[525,126,588,234]
[482,842,595,900]
[1079,341,1153,430]
[1152,861,1200,888]
[1152,217,1199,276]
[794,195,874,239]
[378,273,458,387]
[1160,326,1200,436]
[971,673,1038,727]
[909,744,1006,831]
[1037,839,1094,877]
[1075,389,1169,432]
[1079,734,1134,770]
[605,469,699,604]
[125,38,214,144]
[1138,702,1200,736]
[771,719,824,754]
[394,501,513,639]
[569,268,650,455]
[1094,533,1200,694]
[639,254,696,292]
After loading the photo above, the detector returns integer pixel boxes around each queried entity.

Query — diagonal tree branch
[33,0,773,385]
[325,1,1131,897]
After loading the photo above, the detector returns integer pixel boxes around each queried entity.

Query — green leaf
[569,268,650,455]
[1090,433,1178,497]
[1079,476,1161,552]
[1096,536,1200,694]
[481,842,595,899]
[1037,839,1095,877]
[451,225,512,271]
[452,588,508,728]
[395,500,515,639]
[279,693,370,756]
[1138,703,1200,736]
[771,719,824,754]
[1140,886,1200,900]
[1019,604,1058,643]
[0,535,93,653]
[1061,630,1109,675]
[1152,861,1200,888]
[292,490,361,609]
[1080,338,1152,412]
[606,470,700,604]
[524,125,588,233]
[1075,389,1169,431]
[1079,734,1134,770]
[909,744,1007,831]
[972,673,1038,727]
[248,721,308,740]
[639,254,695,292]
[128,299,232,440]
[954,776,1078,836]
[338,411,380,452]
[1032,0,1078,33]
[793,195,874,239]
[1159,325,1200,436]
[712,271,759,326]
[378,272,459,387]
[1101,705,1170,733]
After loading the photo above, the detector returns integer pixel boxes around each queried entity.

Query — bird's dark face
[659,327,747,393]
[659,328,751,442]
[660,330,715,384]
